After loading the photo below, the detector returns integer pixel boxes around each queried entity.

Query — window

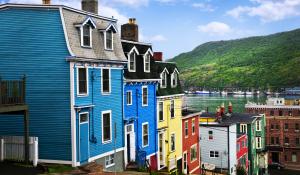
[270,110,274,116]
[285,137,289,144]
[237,144,240,152]
[126,91,132,105]
[105,30,113,50]
[80,113,89,123]
[240,124,247,133]
[102,111,112,143]
[170,100,175,118]
[271,137,275,144]
[158,102,164,121]
[78,67,88,95]
[171,71,178,88]
[128,52,136,72]
[271,124,274,130]
[144,53,150,72]
[184,121,188,137]
[292,152,297,162]
[142,86,148,106]
[279,110,283,116]
[276,137,280,145]
[256,137,262,149]
[284,123,289,130]
[289,111,292,116]
[161,71,167,88]
[296,138,300,145]
[190,145,197,162]
[192,119,195,135]
[276,124,280,130]
[208,131,213,140]
[102,69,110,93]
[256,120,261,131]
[105,154,115,168]
[296,123,299,131]
[171,133,175,151]
[142,123,149,147]
[209,151,219,158]
[82,24,91,47]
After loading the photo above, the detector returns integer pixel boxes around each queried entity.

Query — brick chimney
[228,102,233,113]
[153,52,163,61]
[42,0,51,4]
[121,18,139,42]
[82,0,98,14]
[220,103,225,116]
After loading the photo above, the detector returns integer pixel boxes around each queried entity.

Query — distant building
[236,134,248,172]
[246,98,300,170]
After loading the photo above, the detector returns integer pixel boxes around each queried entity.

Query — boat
[221,91,227,96]
[195,90,210,95]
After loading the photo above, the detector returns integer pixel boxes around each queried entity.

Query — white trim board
[70,62,77,167]
[88,147,124,162]
[38,159,72,165]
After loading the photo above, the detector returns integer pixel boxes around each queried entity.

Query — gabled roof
[74,16,97,29]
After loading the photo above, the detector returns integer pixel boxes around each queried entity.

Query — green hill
[170,29,300,89]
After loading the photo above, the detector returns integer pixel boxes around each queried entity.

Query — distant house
[0,1,126,170]
[236,134,248,172]
[181,110,201,174]
[155,55,184,173]
[120,18,160,170]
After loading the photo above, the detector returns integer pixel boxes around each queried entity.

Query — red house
[237,134,249,172]
[181,110,201,174]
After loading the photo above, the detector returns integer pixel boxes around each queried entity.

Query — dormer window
[161,69,168,88]
[171,71,178,88]
[128,46,139,72]
[82,24,92,47]
[144,53,150,72]
[105,30,113,50]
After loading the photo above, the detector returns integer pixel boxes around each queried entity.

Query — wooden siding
[0,8,72,161]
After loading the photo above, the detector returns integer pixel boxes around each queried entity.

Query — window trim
[105,154,115,168]
[142,122,149,148]
[77,67,89,97]
[104,29,114,51]
[160,68,169,89]
[102,110,112,144]
[158,101,164,122]
[256,120,261,131]
[80,24,92,48]
[79,112,89,124]
[184,121,189,138]
[170,133,176,152]
[209,151,219,158]
[126,90,132,105]
[127,46,139,72]
[208,130,213,140]
[101,68,111,94]
[256,137,262,149]
[240,124,247,133]
[192,119,195,135]
[190,144,198,162]
[142,86,148,107]
[170,100,175,119]
[171,69,179,88]
[143,49,153,73]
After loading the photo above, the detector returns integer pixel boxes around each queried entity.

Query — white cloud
[198,21,231,35]
[192,3,215,12]
[149,35,167,42]
[227,0,300,22]
[102,0,149,8]
[140,33,167,42]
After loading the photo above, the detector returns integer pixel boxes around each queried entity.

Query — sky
[1,0,300,59]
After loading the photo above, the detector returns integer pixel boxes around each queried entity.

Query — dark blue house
[120,19,160,170]
[0,1,126,171]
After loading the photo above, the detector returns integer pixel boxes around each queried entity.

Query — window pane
[143,87,148,105]
[129,53,135,71]
[143,124,148,146]
[83,25,90,46]
[159,102,163,121]
[102,69,110,93]
[171,101,174,118]
[126,91,131,105]
[80,113,88,123]
[106,30,113,50]
[79,68,87,94]
[103,113,111,142]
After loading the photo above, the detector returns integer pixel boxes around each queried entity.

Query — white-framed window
[128,48,138,72]
[142,86,148,106]
[126,91,132,105]
[79,112,89,124]
[209,151,219,158]
[256,137,262,149]
[102,110,112,144]
[105,154,115,168]
[81,24,92,47]
[171,70,178,88]
[105,30,113,50]
[144,53,151,73]
[101,68,111,94]
[192,119,195,135]
[158,101,164,121]
[240,124,247,133]
[160,70,168,88]
[171,133,176,152]
[256,120,261,131]
[77,67,88,96]
[184,121,188,137]
[190,144,197,162]
[142,122,149,147]
[170,100,175,118]
[208,130,213,140]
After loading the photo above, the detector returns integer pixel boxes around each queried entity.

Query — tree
[236,166,247,175]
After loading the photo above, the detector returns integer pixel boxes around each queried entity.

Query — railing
[168,157,176,171]
[0,78,26,106]
[0,136,38,166]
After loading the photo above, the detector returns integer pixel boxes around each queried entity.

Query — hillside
[170,29,300,89]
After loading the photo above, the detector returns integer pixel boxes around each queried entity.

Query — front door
[79,113,89,163]
[126,124,135,162]
[272,152,279,163]
[183,152,187,174]
[159,132,165,167]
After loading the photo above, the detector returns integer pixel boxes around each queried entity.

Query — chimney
[121,18,139,42]
[82,0,98,14]
[220,103,225,116]
[228,102,233,113]
[153,52,163,61]
[42,0,51,4]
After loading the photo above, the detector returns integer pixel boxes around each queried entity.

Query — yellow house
[155,61,184,173]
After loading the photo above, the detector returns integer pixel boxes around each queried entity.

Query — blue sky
[2,0,300,59]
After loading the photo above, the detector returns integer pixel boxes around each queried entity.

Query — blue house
[120,19,160,170]
[0,1,126,170]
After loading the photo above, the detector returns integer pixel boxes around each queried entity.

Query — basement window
[105,154,115,168]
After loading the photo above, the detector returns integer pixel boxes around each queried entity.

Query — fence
[0,79,26,106]
[0,136,38,166]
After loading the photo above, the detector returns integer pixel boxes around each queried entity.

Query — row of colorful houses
[0,1,201,174]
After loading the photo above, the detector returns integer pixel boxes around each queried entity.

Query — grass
[46,164,75,174]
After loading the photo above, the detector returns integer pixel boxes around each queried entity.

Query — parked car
[269,162,285,170]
